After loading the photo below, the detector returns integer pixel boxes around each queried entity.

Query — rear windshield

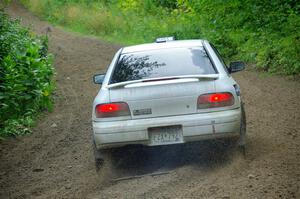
[110,47,216,84]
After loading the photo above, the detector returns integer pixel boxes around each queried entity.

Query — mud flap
[238,103,247,156]
[92,139,106,171]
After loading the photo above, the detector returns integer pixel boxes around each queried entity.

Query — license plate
[149,125,183,146]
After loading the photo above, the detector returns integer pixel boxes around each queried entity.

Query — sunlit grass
[20,0,187,45]
[19,0,300,75]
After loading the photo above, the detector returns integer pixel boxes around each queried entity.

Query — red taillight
[197,92,234,109]
[95,102,130,118]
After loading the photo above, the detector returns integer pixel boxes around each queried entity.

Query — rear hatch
[109,78,216,119]
[108,46,217,119]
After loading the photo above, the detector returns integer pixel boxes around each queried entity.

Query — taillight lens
[197,92,234,109]
[95,102,130,118]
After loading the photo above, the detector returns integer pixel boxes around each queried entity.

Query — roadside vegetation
[0,12,54,137]
[20,0,300,75]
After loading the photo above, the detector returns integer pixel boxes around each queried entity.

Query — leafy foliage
[0,0,12,9]
[0,12,54,137]
[20,0,300,75]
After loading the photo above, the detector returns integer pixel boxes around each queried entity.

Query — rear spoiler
[106,74,219,89]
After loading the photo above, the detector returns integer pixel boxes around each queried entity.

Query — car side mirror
[93,74,105,84]
[229,61,245,73]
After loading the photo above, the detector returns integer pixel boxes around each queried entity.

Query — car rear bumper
[93,108,241,149]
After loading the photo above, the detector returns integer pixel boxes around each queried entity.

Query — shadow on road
[106,139,239,179]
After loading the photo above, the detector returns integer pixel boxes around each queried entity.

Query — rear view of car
[92,39,246,165]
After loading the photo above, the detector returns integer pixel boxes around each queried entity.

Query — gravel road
[0,1,299,198]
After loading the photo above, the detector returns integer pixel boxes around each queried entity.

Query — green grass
[20,0,300,75]
[20,0,196,45]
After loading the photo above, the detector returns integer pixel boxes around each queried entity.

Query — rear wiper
[106,74,219,89]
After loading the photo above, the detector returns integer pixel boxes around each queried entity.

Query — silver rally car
[92,38,246,164]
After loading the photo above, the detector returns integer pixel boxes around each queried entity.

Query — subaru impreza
[92,38,246,164]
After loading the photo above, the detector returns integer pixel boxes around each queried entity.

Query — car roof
[121,39,206,54]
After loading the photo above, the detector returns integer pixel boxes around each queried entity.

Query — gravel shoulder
[0,1,299,198]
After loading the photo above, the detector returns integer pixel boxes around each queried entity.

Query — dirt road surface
[1,1,299,198]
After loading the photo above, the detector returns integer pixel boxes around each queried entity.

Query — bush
[0,12,54,137]
[190,0,300,75]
